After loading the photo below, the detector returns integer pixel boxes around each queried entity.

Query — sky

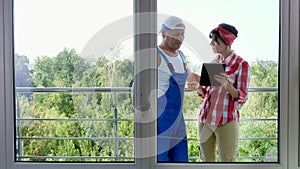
[14,0,279,67]
[157,0,279,65]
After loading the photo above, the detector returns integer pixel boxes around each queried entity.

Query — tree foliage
[238,60,278,162]
[16,48,278,162]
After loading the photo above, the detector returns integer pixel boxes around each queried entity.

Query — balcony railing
[15,87,278,162]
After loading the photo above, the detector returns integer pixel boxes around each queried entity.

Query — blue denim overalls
[157,47,188,162]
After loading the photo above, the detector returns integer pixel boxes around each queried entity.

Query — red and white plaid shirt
[199,51,250,126]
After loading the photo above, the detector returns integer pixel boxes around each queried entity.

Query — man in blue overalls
[157,16,200,162]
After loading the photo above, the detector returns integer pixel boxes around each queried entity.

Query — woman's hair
[209,23,238,45]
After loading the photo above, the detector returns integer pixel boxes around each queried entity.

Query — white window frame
[0,0,299,169]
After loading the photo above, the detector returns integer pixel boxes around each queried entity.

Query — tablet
[200,63,226,86]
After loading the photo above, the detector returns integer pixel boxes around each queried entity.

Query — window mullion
[288,0,300,168]
[134,0,157,169]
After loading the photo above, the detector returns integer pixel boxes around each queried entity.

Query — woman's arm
[214,61,250,101]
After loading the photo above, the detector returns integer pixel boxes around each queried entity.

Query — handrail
[15,87,132,93]
[15,87,277,93]
[15,117,277,121]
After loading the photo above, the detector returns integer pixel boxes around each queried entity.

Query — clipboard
[200,63,226,86]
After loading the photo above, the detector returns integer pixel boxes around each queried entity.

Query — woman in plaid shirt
[197,23,250,162]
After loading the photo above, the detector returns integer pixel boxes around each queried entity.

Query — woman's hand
[214,73,228,88]
[214,73,239,98]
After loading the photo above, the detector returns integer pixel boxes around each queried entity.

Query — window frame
[0,0,299,169]
[0,0,7,169]
[287,0,300,168]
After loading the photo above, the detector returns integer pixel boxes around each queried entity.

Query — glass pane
[14,0,134,162]
[157,0,279,163]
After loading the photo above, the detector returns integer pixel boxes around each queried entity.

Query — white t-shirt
[158,47,185,98]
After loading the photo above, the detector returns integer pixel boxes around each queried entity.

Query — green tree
[53,48,90,87]
[239,60,278,162]
[33,56,54,87]
[20,45,136,162]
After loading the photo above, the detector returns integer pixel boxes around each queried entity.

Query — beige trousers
[198,120,239,162]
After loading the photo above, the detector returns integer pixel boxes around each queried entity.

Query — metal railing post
[113,91,119,161]
[16,93,22,161]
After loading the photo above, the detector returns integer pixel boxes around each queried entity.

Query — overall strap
[157,47,175,72]
[177,51,188,71]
